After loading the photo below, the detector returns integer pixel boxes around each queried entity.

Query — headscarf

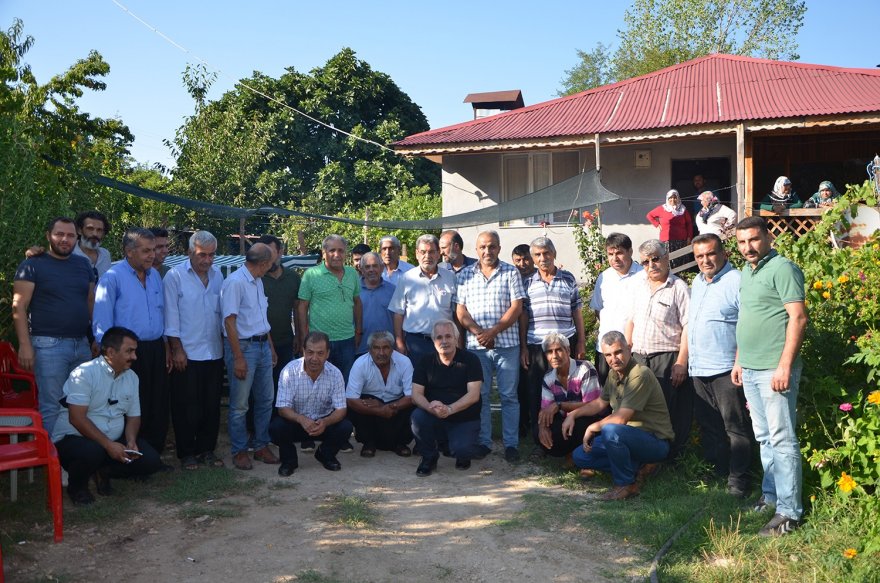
[769,176,796,204]
[663,189,686,216]
[698,191,720,223]
[816,180,840,199]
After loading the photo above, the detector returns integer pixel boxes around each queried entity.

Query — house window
[502,150,582,225]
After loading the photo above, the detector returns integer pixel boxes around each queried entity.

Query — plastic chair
[0,409,63,543]
[0,341,38,410]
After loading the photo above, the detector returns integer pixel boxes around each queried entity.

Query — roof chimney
[463,90,524,119]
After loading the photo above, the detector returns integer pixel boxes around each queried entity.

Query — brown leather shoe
[253,446,280,464]
[579,468,598,480]
[635,462,661,487]
[232,451,253,470]
[600,483,640,501]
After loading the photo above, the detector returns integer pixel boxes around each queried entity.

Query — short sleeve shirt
[346,351,413,402]
[453,261,525,350]
[358,280,396,354]
[540,358,601,413]
[221,266,271,338]
[589,262,643,351]
[298,264,360,341]
[601,360,674,441]
[276,359,346,419]
[14,254,95,338]
[262,268,301,345]
[523,269,582,344]
[736,250,805,370]
[628,272,690,354]
[413,349,483,422]
[387,268,456,335]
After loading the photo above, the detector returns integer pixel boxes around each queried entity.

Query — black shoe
[339,440,354,453]
[727,485,749,499]
[157,462,175,473]
[758,513,801,537]
[751,495,774,513]
[278,462,297,477]
[439,442,452,457]
[416,457,438,477]
[360,444,377,458]
[314,449,342,471]
[504,447,520,463]
[472,445,491,460]
[93,468,113,496]
[67,486,95,506]
[455,458,471,470]
[300,439,316,452]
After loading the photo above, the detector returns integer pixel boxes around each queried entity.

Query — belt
[242,334,269,342]
[406,331,433,340]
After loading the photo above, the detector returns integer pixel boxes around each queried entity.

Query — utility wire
[110,0,395,153]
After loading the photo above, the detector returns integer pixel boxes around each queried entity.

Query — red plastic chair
[0,409,63,543]
[0,341,38,410]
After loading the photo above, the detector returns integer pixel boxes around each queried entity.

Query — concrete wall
[440,136,736,281]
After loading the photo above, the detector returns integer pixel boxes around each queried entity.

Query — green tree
[559,0,807,94]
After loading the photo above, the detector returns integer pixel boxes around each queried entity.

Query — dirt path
[8,449,649,582]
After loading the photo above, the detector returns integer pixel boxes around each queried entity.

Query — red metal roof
[395,54,880,148]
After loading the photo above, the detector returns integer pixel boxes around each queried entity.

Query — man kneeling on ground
[563,331,674,501]
[52,327,163,506]
[411,319,482,477]
[270,331,353,476]
[537,332,607,458]
[346,331,415,458]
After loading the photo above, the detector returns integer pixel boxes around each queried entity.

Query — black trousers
[55,435,162,493]
[693,372,754,490]
[170,358,223,459]
[594,350,610,388]
[540,410,610,457]
[524,336,576,443]
[632,351,694,459]
[130,338,170,454]
[347,395,413,450]
[269,415,353,464]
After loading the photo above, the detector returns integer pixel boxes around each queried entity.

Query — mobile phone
[124,449,143,456]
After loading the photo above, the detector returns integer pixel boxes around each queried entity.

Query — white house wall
[440,137,736,282]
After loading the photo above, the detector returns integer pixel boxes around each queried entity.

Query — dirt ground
[4,443,651,583]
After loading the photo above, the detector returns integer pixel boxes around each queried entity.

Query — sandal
[199,451,225,468]
[181,455,200,471]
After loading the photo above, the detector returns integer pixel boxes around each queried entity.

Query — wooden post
[736,123,746,219]
[297,230,307,254]
[594,133,601,171]
[363,208,369,244]
[239,217,246,255]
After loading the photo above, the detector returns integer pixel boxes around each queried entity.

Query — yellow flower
[843,548,857,559]
[868,390,880,406]
[825,281,833,289]
[822,291,831,300]
[810,494,816,502]
[838,471,857,493]
[813,281,824,290]
[838,274,850,284]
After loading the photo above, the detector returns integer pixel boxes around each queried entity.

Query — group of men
[13,212,806,537]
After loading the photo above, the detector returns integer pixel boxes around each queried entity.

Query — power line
[109,0,395,154]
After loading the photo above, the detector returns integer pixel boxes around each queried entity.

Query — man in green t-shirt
[562,331,673,501]
[732,216,807,537]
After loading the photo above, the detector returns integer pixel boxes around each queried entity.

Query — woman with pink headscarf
[696,191,738,238]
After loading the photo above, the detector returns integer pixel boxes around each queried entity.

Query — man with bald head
[222,242,280,470]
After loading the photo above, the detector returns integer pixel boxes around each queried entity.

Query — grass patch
[177,501,245,521]
[293,570,365,583]
[153,467,263,504]
[320,493,380,529]
[267,479,298,491]
[495,491,590,530]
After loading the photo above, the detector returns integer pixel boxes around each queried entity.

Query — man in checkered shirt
[624,239,692,460]
[454,230,526,462]
[269,331,353,476]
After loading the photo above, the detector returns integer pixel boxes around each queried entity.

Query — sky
[3,1,878,169]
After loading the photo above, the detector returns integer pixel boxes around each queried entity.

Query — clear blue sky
[3,1,877,169]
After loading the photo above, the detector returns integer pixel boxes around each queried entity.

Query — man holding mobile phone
[52,327,163,506]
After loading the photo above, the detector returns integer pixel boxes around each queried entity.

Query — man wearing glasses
[624,239,692,460]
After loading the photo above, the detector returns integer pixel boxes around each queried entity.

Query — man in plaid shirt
[269,331,353,476]
[454,231,526,462]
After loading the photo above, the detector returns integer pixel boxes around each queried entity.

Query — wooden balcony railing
[757,208,826,239]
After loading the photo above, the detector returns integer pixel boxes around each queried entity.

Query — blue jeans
[742,365,803,520]
[473,346,520,449]
[405,333,435,369]
[411,408,480,461]
[572,423,670,486]
[31,336,91,436]
[329,337,356,384]
[224,338,274,455]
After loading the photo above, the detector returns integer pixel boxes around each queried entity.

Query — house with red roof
[394,54,880,275]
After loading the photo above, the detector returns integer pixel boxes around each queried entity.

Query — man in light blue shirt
[379,235,414,285]
[688,233,752,498]
[93,228,170,456]
[164,231,225,470]
[346,331,414,457]
[222,243,279,470]
[357,252,396,355]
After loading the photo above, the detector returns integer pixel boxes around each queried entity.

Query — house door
[670,157,732,214]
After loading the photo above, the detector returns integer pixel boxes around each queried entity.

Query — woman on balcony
[647,189,693,262]
[804,180,841,208]
[696,191,738,239]
[760,176,803,211]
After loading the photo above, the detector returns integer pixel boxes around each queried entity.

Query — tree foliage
[168,48,439,241]
[559,0,807,95]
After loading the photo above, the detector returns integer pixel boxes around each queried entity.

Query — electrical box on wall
[635,150,652,168]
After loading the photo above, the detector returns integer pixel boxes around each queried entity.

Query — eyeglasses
[640,256,665,266]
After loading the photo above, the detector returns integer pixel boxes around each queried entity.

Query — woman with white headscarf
[760,176,803,211]
[646,189,693,258]
[696,191,738,238]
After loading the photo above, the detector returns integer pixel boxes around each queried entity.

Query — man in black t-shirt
[411,319,483,476]
[13,217,97,436]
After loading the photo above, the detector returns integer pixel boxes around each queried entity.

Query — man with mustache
[13,217,97,436]
[73,210,113,277]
